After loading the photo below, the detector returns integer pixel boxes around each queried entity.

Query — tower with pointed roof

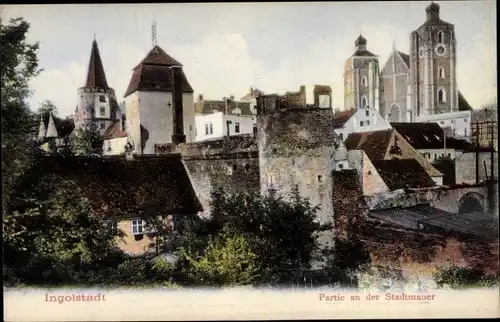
[74,38,123,136]
[410,2,458,117]
[124,45,195,154]
[343,35,380,113]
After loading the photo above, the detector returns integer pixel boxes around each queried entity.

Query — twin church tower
[344,2,464,122]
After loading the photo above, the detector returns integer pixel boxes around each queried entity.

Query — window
[360,121,364,127]
[464,128,468,136]
[361,76,367,88]
[361,96,368,109]
[317,175,323,182]
[464,118,468,123]
[99,95,106,103]
[365,110,369,116]
[100,123,105,130]
[338,163,344,169]
[209,123,213,134]
[339,133,343,140]
[439,67,445,79]
[235,122,240,133]
[438,88,446,103]
[267,174,277,187]
[132,219,145,235]
[205,124,209,135]
[440,121,444,125]
[253,124,257,135]
[366,120,370,126]
[100,107,105,116]
[437,31,444,43]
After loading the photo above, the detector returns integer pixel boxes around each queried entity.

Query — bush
[433,265,499,289]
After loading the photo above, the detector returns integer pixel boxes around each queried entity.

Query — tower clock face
[435,44,446,56]
[419,47,425,58]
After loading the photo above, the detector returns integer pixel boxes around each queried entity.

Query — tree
[1,17,42,213]
[432,154,456,185]
[37,100,58,117]
[144,214,175,256]
[192,185,332,286]
[3,174,125,285]
[180,230,259,287]
[74,122,103,156]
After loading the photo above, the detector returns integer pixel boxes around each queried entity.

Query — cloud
[26,21,496,117]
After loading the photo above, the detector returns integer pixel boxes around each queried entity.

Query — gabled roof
[371,159,436,190]
[40,113,75,138]
[35,155,203,218]
[125,45,193,97]
[103,121,127,140]
[332,108,356,128]
[240,88,264,101]
[390,122,473,150]
[85,40,109,89]
[396,51,410,69]
[458,91,473,111]
[133,45,182,70]
[344,129,394,161]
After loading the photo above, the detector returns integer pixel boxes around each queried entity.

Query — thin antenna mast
[151,20,157,47]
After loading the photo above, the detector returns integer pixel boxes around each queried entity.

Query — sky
[3,1,497,117]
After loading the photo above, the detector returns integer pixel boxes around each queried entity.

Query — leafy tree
[37,99,58,117]
[433,265,499,289]
[191,185,332,286]
[74,122,103,156]
[144,214,175,256]
[3,174,125,285]
[1,17,42,213]
[432,154,456,185]
[180,230,258,286]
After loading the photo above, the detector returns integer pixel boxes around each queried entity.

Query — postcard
[2,1,498,321]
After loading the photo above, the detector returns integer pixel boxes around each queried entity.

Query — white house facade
[416,110,472,141]
[194,111,256,142]
[333,107,392,141]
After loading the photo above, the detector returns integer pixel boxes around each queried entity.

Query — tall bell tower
[410,2,458,117]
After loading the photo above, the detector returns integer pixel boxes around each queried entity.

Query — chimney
[171,67,186,145]
[230,95,235,102]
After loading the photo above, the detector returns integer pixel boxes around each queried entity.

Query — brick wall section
[332,170,498,276]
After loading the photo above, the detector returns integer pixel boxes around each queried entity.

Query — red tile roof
[344,129,394,161]
[102,121,127,140]
[34,155,203,218]
[371,159,436,190]
[85,40,109,89]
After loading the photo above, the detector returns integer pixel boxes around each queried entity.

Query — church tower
[74,37,122,135]
[343,35,380,113]
[410,2,458,118]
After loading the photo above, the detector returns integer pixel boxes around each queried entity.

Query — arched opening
[361,76,367,88]
[389,104,400,122]
[437,31,444,43]
[361,96,368,109]
[437,88,446,103]
[439,67,445,79]
[459,193,484,213]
